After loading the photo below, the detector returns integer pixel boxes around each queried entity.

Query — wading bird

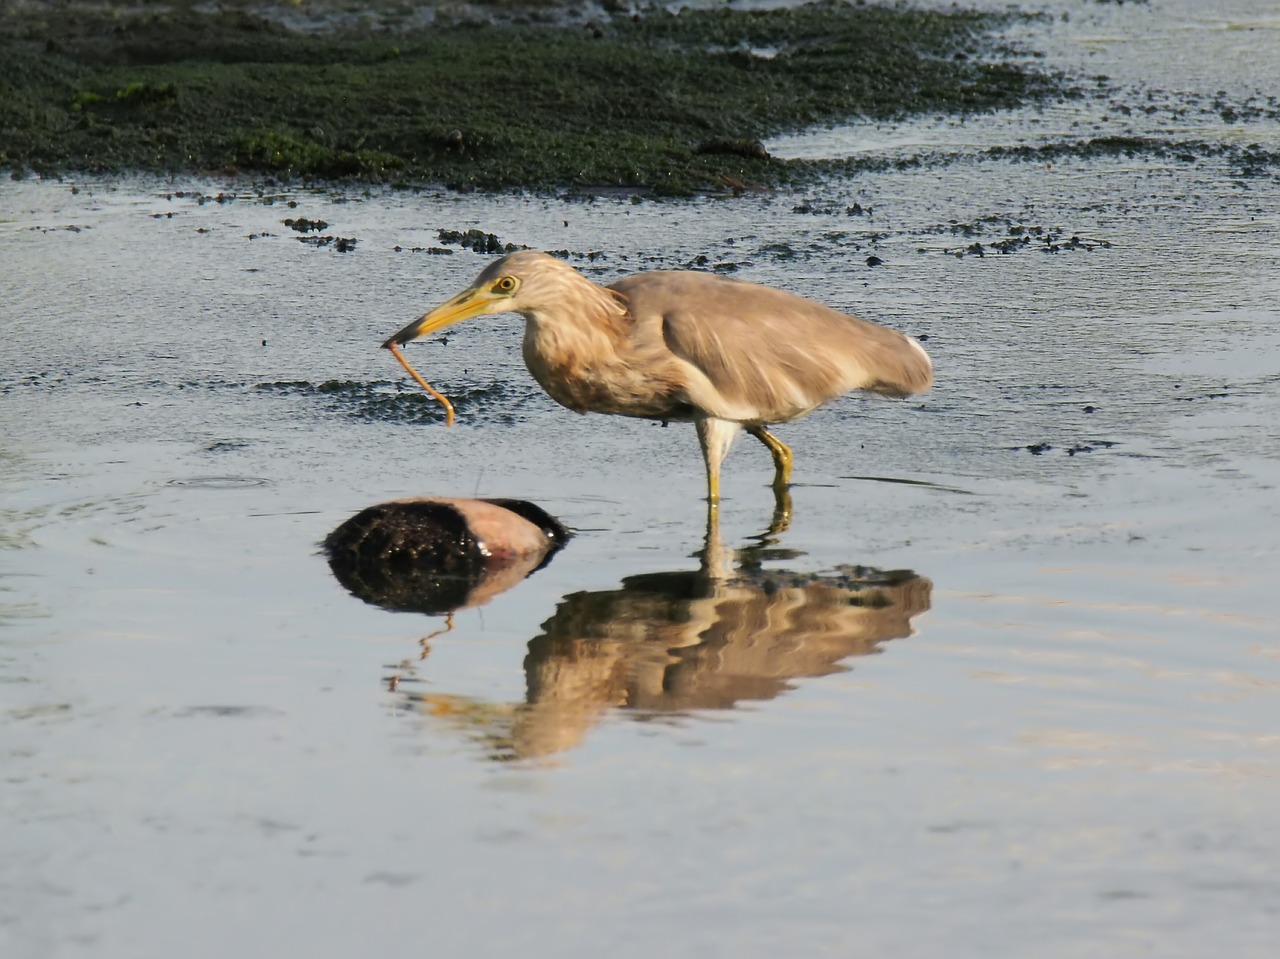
[384,251,931,510]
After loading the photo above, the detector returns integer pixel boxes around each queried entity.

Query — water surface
[3,2,1280,956]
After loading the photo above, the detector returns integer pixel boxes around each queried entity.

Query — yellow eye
[494,276,517,294]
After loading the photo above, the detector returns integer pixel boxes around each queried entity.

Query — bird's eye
[494,276,518,294]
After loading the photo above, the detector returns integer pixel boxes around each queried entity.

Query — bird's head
[382,251,590,348]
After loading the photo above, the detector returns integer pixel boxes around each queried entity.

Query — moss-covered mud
[0,0,1062,192]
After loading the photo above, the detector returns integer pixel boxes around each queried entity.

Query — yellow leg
[747,425,793,491]
[696,417,740,505]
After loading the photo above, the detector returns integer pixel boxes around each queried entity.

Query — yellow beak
[381,287,502,349]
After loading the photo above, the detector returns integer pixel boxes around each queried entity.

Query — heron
[384,251,932,509]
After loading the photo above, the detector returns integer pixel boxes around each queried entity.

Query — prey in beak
[380,288,497,428]
[382,286,500,349]
[381,264,524,427]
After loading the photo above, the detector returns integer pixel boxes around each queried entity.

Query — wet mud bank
[1,0,1062,192]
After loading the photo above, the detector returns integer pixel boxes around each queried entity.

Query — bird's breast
[522,323,687,419]
[530,356,612,414]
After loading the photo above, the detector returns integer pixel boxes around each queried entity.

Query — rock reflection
[403,519,931,761]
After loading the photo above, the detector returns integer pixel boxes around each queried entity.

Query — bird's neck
[520,274,633,412]
[522,273,630,357]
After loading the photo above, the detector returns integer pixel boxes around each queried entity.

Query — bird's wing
[610,272,931,423]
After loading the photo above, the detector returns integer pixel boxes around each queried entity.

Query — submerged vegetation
[0,0,1063,192]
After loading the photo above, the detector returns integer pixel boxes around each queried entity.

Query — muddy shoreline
[1,0,1063,192]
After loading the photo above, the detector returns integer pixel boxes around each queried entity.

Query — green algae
[0,1,1063,193]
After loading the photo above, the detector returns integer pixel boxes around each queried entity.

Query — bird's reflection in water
[401,516,931,761]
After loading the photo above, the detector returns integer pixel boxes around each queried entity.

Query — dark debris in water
[792,200,871,217]
[389,240,605,260]
[921,221,1111,258]
[165,188,299,205]
[205,440,250,453]
[544,249,607,263]
[254,378,538,424]
[1023,440,1118,456]
[675,252,747,271]
[757,241,798,261]
[438,229,525,254]
[298,234,357,251]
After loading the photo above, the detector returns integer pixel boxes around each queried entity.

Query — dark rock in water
[480,498,571,545]
[437,229,522,255]
[324,497,569,615]
[283,217,328,233]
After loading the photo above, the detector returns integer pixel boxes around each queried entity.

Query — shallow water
[4,2,1280,956]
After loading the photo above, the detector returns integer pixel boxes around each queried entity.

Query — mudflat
[2,0,1059,191]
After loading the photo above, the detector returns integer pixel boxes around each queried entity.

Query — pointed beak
[381,287,500,349]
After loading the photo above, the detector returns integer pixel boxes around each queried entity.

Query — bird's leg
[696,417,741,506]
[747,425,793,491]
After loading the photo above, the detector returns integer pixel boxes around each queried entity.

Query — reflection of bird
[507,563,931,758]
[399,516,932,761]
[385,252,932,506]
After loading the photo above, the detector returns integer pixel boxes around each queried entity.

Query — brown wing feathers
[612,272,931,422]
